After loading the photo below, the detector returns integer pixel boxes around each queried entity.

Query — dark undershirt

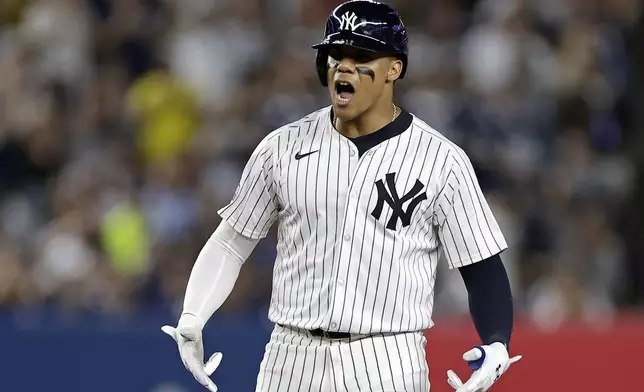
[330,108,513,349]
[330,108,413,156]
[459,254,514,349]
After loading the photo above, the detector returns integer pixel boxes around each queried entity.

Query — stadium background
[0,0,643,390]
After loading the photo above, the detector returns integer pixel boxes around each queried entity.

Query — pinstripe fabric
[218,107,506,334]
[255,324,430,392]
[218,106,506,390]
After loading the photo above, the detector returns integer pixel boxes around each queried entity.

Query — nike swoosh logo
[295,150,319,160]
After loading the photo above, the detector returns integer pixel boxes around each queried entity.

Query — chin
[331,99,357,121]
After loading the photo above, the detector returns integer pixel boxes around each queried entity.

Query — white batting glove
[446,342,522,392]
[162,315,222,392]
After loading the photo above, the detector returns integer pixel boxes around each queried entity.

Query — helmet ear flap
[315,49,329,87]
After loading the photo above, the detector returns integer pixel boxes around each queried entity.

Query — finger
[186,360,218,392]
[509,355,523,364]
[447,379,459,390]
[462,346,484,362]
[456,383,471,392]
[460,371,484,392]
[204,352,223,376]
[161,326,178,342]
[203,379,218,392]
[463,346,485,370]
[447,369,464,390]
[447,369,463,386]
[463,379,484,392]
[196,371,218,392]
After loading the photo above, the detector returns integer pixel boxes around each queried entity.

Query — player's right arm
[162,134,280,391]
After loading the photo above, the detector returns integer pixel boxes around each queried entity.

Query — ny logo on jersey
[339,11,360,31]
[371,173,427,231]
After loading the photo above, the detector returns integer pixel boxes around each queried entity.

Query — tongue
[339,92,354,99]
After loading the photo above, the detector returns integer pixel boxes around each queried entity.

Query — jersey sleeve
[217,136,279,239]
[433,149,507,269]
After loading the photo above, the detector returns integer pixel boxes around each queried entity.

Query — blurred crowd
[0,0,642,329]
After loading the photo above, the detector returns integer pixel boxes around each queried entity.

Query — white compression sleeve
[178,220,260,330]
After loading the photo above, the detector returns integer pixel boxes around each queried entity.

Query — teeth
[335,81,354,104]
[336,94,351,104]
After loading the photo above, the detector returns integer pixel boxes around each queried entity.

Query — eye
[354,53,378,63]
[328,48,343,61]
[327,46,381,64]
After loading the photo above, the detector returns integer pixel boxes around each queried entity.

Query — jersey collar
[329,107,413,156]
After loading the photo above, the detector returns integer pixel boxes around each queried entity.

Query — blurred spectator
[0,241,37,307]
[0,0,641,332]
[31,211,97,310]
[126,62,199,167]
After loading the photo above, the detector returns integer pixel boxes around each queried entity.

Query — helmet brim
[312,32,396,54]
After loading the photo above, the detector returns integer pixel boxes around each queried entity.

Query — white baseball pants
[255,324,430,392]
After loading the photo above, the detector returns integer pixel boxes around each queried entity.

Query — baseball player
[162,1,522,391]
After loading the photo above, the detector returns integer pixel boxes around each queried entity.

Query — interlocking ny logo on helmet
[338,10,388,32]
[339,11,359,31]
[311,0,409,87]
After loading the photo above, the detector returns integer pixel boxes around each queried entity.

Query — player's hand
[446,342,522,392]
[161,320,222,392]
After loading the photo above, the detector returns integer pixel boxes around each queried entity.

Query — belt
[308,328,352,341]
[278,324,353,341]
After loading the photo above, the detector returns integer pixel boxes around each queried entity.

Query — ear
[386,59,403,83]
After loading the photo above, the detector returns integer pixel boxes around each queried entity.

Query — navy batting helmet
[312,0,409,87]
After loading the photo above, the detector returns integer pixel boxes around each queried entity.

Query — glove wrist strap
[179,312,205,331]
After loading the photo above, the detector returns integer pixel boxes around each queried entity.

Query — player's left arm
[434,148,522,392]
[459,256,513,349]
[448,255,521,392]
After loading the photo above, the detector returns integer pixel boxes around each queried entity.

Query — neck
[335,100,397,138]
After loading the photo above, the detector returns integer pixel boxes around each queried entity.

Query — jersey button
[338,279,345,286]
[349,150,355,156]
[343,235,351,241]
[330,322,338,329]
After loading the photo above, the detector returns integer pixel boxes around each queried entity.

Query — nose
[336,58,357,74]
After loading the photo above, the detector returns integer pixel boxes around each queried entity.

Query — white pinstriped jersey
[218,106,507,335]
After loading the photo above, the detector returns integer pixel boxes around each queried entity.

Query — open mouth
[334,81,355,105]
